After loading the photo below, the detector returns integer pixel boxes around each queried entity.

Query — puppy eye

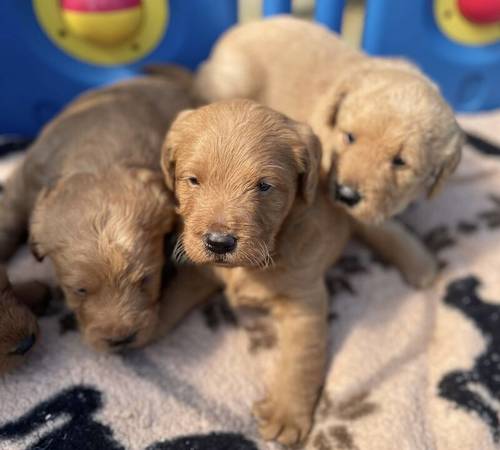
[257,181,272,192]
[344,132,355,144]
[187,176,199,186]
[392,155,406,167]
[74,288,87,297]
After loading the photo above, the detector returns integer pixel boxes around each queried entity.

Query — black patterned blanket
[0,111,499,450]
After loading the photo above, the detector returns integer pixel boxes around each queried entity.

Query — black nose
[335,183,362,207]
[203,232,237,254]
[9,334,36,356]
[107,331,137,348]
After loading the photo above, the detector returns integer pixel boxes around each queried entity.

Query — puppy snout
[9,333,36,356]
[335,183,362,207]
[203,232,237,254]
[106,331,138,349]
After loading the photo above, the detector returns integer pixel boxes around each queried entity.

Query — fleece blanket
[0,111,500,450]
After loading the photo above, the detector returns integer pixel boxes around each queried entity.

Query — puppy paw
[403,253,439,289]
[253,396,312,446]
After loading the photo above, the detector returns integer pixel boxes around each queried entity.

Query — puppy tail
[143,63,193,90]
[193,51,260,104]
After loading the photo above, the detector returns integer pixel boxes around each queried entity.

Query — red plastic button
[61,0,141,13]
[457,0,500,24]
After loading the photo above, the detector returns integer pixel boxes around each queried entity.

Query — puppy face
[162,99,321,268]
[30,168,175,352]
[0,267,39,375]
[314,66,463,224]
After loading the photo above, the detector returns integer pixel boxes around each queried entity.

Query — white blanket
[0,111,499,450]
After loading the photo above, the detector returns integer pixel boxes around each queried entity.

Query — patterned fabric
[0,111,499,450]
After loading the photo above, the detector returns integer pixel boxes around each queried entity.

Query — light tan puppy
[0,73,191,351]
[195,16,463,225]
[160,99,439,445]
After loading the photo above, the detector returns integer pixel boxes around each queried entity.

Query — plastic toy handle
[314,0,346,32]
[457,0,500,24]
[263,0,291,16]
[262,0,346,32]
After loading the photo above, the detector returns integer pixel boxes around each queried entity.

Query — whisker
[260,240,275,269]
[172,236,190,264]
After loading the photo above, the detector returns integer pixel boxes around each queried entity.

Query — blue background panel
[362,0,500,112]
[0,0,237,136]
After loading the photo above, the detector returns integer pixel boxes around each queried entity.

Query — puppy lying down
[158,99,440,446]
[0,266,50,375]
[0,73,192,352]
[195,16,464,225]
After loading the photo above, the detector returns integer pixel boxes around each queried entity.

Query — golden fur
[0,73,192,351]
[159,99,440,445]
[195,16,464,224]
[162,99,349,445]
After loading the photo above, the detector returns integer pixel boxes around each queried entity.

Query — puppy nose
[335,183,362,207]
[9,334,36,356]
[203,232,237,254]
[106,331,137,348]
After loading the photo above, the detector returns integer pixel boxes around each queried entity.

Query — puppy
[195,16,464,225]
[0,266,48,375]
[0,73,192,351]
[161,98,351,445]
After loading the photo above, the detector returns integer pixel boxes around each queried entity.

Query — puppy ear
[322,70,356,128]
[30,174,95,261]
[161,140,176,192]
[127,167,177,233]
[428,129,464,198]
[291,121,322,204]
[161,109,194,192]
[29,187,56,262]
[328,91,348,128]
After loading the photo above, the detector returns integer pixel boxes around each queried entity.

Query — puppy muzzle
[334,183,362,207]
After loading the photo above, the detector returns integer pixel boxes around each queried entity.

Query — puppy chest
[216,268,276,309]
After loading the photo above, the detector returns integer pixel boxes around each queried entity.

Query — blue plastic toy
[362,0,500,112]
[0,0,499,140]
[0,0,236,136]
[263,0,346,32]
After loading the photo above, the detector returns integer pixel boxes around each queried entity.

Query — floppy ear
[161,109,194,192]
[327,90,348,128]
[127,167,177,233]
[160,139,176,192]
[29,186,59,262]
[428,129,464,198]
[291,121,322,204]
[29,174,95,261]
[322,69,360,128]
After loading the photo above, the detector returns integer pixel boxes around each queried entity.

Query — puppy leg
[354,219,438,288]
[154,265,221,339]
[0,166,30,261]
[253,286,328,446]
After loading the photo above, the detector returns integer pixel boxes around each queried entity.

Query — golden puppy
[0,266,48,375]
[162,98,347,445]
[195,16,463,225]
[0,73,191,351]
